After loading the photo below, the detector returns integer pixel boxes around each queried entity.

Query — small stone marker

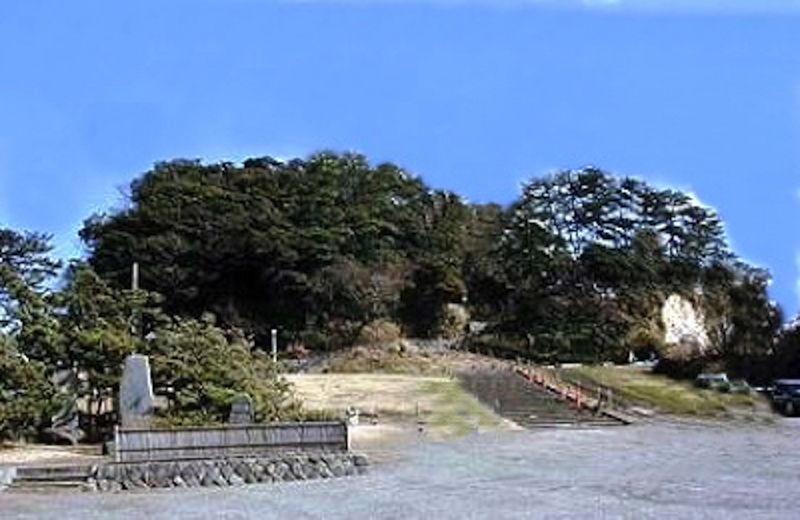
[229,393,254,424]
[346,406,359,426]
[119,354,155,427]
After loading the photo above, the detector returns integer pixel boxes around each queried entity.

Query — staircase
[6,464,96,491]
[460,368,627,429]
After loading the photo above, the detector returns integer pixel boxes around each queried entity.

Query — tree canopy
[0,153,791,439]
[81,152,472,342]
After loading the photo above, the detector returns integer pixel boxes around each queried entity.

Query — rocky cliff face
[661,293,710,359]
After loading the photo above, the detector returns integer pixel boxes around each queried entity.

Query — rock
[273,461,289,481]
[662,293,710,357]
[213,465,229,486]
[153,463,173,487]
[330,461,345,477]
[317,461,333,479]
[220,463,235,483]
[228,393,254,424]
[200,471,215,487]
[202,465,226,487]
[181,464,201,487]
[290,459,306,480]
[238,463,257,484]
[303,460,318,479]
[251,462,265,477]
[97,464,117,481]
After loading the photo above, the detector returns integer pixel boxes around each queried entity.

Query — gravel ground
[4,419,800,519]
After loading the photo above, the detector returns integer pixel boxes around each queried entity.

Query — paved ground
[4,419,800,519]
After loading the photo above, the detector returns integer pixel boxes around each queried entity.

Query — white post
[131,262,139,291]
[271,329,278,363]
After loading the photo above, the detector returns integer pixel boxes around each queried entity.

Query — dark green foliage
[495,167,775,366]
[53,263,146,422]
[143,317,299,424]
[0,228,62,439]
[0,153,791,435]
[78,159,780,369]
[706,263,783,382]
[400,258,466,338]
[81,152,470,345]
[0,228,60,331]
[462,204,510,320]
[0,338,60,441]
[2,225,299,436]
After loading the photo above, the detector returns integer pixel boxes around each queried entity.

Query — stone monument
[228,393,254,424]
[44,368,85,444]
[119,354,155,427]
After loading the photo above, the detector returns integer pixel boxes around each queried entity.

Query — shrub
[145,318,300,424]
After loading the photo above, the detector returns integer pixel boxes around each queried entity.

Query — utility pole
[271,329,278,363]
[131,262,141,350]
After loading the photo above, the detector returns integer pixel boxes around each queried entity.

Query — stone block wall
[90,452,368,491]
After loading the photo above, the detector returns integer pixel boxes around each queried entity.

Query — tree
[0,228,62,440]
[496,167,741,363]
[54,263,148,426]
[0,336,61,441]
[143,317,299,424]
[0,228,60,330]
[462,203,510,320]
[703,263,782,380]
[80,152,470,346]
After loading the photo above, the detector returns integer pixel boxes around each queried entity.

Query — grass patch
[556,365,764,417]
[420,380,506,438]
[287,373,510,440]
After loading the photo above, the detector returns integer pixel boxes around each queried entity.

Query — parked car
[694,373,752,394]
[695,373,731,392]
[769,379,800,416]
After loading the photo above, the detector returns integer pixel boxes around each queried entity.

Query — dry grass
[321,346,453,377]
[556,365,767,418]
[286,373,515,442]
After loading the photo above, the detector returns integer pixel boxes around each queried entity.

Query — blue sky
[1,1,799,316]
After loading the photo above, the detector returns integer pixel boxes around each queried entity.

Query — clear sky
[1,1,799,317]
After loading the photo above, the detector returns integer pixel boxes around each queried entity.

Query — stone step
[8,480,94,492]
[520,421,623,429]
[459,368,629,430]
[13,464,95,483]
[517,414,622,424]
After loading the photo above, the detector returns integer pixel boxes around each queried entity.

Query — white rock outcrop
[661,293,709,354]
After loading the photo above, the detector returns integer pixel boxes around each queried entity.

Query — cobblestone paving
[5,419,800,519]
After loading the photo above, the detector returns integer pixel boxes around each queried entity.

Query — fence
[114,422,349,463]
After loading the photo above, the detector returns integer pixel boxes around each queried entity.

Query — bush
[355,319,402,345]
[0,341,60,441]
[144,318,301,424]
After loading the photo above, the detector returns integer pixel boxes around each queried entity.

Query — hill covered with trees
[1,151,794,439]
[80,153,782,366]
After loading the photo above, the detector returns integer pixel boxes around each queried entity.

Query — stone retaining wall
[91,452,368,491]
